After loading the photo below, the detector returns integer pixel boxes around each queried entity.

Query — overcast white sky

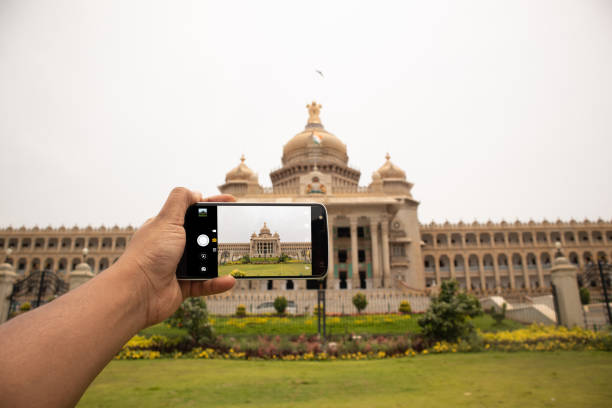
[218,206,310,243]
[1,0,611,228]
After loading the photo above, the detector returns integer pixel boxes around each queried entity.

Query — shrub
[418,280,482,343]
[274,296,288,315]
[399,301,411,314]
[19,302,32,312]
[236,304,247,317]
[579,287,590,305]
[168,297,213,345]
[352,293,368,314]
[488,303,507,326]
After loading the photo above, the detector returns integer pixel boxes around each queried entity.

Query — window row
[422,230,612,247]
[0,236,129,251]
[3,256,120,274]
[423,251,610,271]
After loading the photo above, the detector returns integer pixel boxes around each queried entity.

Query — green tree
[418,280,482,343]
[168,297,213,345]
[579,287,591,305]
[273,296,288,315]
[241,255,251,264]
[352,293,368,314]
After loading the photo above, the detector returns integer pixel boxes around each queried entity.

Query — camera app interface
[189,205,313,279]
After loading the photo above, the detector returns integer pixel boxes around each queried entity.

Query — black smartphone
[177,202,328,280]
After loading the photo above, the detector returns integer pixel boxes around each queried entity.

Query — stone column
[508,260,516,290]
[449,256,456,280]
[478,256,486,292]
[381,217,391,288]
[493,257,501,293]
[69,262,94,291]
[0,261,17,324]
[349,216,360,289]
[328,216,335,287]
[550,245,584,327]
[433,256,441,287]
[464,257,471,291]
[536,258,544,292]
[369,218,381,288]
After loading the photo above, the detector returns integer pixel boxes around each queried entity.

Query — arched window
[512,253,523,267]
[44,258,54,270]
[536,232,547,243]
[479,233,491,245]
[61,238,72,249]
[31,258,40,271]
[424,255,435,271]
[436,234,448,247]
[493,232,505,244]
[468,255,479,271]
[593,231,603,242]
[483,254,494,269]
[497,254,508,268]
[99,258,110,273]
[421,234,433,246]
[569,252,579,265]
[465,233,477,246]
[508,232,519,244]
[286,280,294,290]
[58,258,68,272]
[564,231,575,243]
[550,231,561,243]
[583,252,593,264]
[454,255,465,271]
[540,253,551,269]
[439,255,450,271]
[522,232,534,244]
[451,233,462,246]
[526,253,537,269]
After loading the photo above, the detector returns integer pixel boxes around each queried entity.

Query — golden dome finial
[385,152,391,161]
[240,154,245,163]
[306,101,322,125]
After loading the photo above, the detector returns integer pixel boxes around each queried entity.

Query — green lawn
[140,314,523,338]
[219,262,311,277]
[78,351,612,407]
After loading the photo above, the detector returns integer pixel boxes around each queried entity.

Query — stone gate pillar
[550,243,584,328]
[69,262,94,291]
[0,260,17,324]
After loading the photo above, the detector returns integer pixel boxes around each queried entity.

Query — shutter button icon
[197,234,210,247]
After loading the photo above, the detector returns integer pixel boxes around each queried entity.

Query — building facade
[217,222,310,262]
[1,102,612,297]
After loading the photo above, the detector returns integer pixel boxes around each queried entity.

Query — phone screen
[178,203,327,280]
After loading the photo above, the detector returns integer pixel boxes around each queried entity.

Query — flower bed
[116,324,612,360]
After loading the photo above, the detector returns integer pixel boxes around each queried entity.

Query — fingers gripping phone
[176,203,328,280]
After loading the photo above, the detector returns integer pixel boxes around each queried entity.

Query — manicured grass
[140,314,522,338]
[78,351,612,407]
[219,262,311,277]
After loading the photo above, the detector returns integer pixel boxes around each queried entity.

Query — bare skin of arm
[0,187,236,408]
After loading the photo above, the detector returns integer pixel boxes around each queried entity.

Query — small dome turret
[225,155,256,182]
[376,153,406,180]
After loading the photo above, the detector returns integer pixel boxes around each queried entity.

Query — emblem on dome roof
[306,101,322,125]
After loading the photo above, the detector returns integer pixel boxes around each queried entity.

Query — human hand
[117,187,236,328]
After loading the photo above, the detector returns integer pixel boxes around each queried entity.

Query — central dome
[282,102,348,165]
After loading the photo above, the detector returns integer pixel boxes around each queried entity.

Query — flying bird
[315,70,324,78]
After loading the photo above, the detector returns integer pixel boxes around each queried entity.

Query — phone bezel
[176,202,328,281]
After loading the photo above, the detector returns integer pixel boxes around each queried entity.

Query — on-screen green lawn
[140,314,523,338]
[219,262,311,277]
[78,351,612,408]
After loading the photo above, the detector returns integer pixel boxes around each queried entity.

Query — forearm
[0,262,148,408]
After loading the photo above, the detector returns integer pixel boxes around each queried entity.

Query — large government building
[2,102,612,298]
